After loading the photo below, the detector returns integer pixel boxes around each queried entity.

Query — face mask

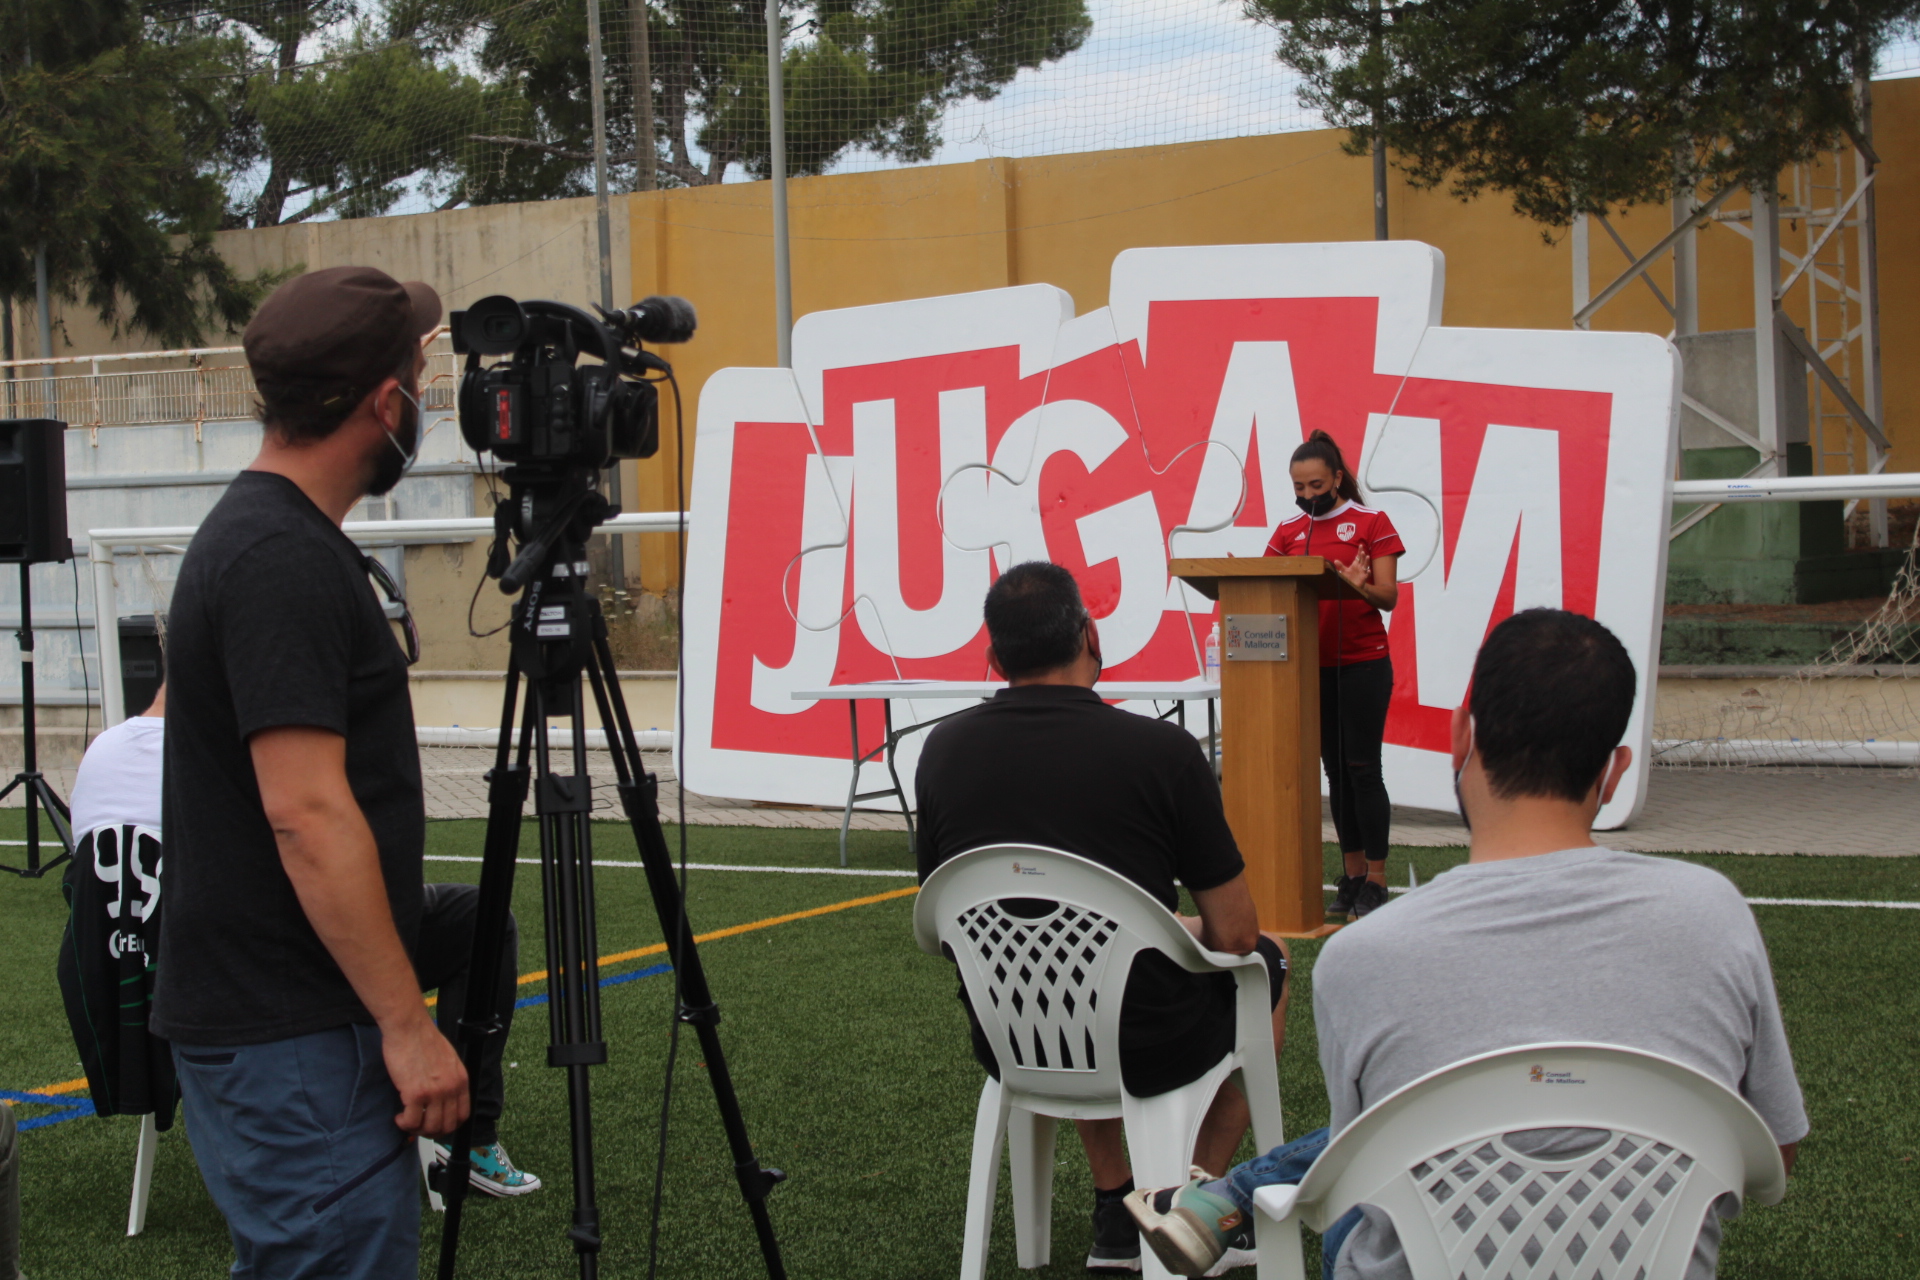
[367,385,422,497]
[1295,490,1337,518]
[1453,715,1476,831]
[1452,748,1473,832]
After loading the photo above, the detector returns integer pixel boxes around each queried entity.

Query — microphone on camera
[599,295,698,345]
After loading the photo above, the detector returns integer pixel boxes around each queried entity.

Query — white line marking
[1743,896,1920,910]
[1315,883,1920,910]
[423,854,915,877]
[420,856,1919,902]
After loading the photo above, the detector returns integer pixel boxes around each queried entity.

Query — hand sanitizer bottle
[1205,621,1221,680]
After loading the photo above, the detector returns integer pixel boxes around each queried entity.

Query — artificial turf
[2,806,1916,1278]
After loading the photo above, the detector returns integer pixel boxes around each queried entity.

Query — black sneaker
[1351,878,1391,918]
[1330,874,1362,918]
[1089,1190,1143,1271]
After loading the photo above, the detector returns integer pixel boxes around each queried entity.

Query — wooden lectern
[1170,558,1360,937]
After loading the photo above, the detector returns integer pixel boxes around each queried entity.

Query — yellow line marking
[6,1075,91,1106]
[516,885,921,986]
[41,884,922,1086]
[25,1077,88,1096]
[416,885,922,1007]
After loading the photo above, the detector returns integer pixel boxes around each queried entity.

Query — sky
[355,5,1920,214]
[825,0,1315,174]
[819,8,1920,178]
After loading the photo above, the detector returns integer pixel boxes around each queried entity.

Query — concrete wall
[11,192,630,363]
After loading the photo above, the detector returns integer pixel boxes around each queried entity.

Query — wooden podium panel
[1171,558,1357,937]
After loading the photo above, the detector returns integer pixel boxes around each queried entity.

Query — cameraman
[154,267,535,1279]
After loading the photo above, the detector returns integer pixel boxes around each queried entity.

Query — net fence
[145,1,1920,226]
[148,0,1325,226]
[1653,516,1920,773]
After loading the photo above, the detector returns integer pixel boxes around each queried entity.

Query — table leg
[840,701,861,867]
[1208,697,1219,780]
[881,702,915,851]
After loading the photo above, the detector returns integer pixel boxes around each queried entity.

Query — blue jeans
[1215,1127,1363,1280]
[174,1023,418,1278]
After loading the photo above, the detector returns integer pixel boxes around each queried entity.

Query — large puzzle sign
[681,243,1678,828]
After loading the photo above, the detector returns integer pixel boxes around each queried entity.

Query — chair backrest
[1292,1043,1787,1280]
[914,844,1249,1106]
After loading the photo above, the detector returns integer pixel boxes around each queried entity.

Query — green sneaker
[1123,1173,1242,1277]
[433,1140,543,1198]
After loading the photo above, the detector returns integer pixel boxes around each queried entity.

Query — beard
[366,392,419,497]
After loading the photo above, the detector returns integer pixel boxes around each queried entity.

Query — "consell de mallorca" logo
[1528,1065,1587,1085]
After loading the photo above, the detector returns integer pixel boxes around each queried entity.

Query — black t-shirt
[152,471,424,1046]
[914,685,1245,1065]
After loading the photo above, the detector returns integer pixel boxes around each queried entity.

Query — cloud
[827,0,1319,173]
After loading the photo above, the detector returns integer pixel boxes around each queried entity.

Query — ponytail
[1290,430,1360,503]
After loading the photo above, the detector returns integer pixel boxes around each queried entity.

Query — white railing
[87,510,690,726]
[0,330,461,430]
[1671,472,1920,502]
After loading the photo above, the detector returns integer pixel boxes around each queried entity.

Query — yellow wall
[623,78,1919,585]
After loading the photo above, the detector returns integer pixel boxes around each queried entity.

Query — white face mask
[385,386,422,472]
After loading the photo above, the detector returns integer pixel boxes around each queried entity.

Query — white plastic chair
[1251,1043,1788,1280]
[127,1113,158,1236]
[124,1124,447,1235]
[914,844,1284,1280]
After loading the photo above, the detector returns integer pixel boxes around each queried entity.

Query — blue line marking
[515,961,673,1009]
[3,1090,97,1131]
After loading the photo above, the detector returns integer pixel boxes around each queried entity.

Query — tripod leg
[437,666,532,1280]
[532,681,608,1277]
[584,633,788,1280]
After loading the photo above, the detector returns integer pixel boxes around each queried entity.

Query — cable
[467,453,512,638]
[645,365,689,1280]
[69,557,89,745]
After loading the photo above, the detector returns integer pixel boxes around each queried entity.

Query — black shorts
[966,935,1287,1098]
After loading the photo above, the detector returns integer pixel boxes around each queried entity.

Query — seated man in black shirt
[916,561,1290,1274]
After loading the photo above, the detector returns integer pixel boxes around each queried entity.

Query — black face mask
[1295,491,1338,517]
[366,386,420,498]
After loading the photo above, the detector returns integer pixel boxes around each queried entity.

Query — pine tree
[0,0,266,347]
[1245,0,1920,226]
[401,0,1092,195]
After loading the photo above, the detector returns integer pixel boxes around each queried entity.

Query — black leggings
[416,883,520,1148]
[1319,657,1393,864]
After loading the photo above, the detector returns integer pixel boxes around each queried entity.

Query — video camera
[450,294,697,468]
[435,287,789,1280]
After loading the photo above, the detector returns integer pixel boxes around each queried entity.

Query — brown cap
[244,266,442,407]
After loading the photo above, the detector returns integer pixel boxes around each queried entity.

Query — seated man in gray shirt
[1128,607,1808,1278]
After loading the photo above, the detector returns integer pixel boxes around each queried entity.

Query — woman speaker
[1264,430,1403,919]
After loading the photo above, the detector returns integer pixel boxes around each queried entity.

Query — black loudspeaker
[118,615,166,717]
[0,418,72,564]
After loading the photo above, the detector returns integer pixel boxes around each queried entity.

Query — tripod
[435,470,786,1280]
[2,562,74,878]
